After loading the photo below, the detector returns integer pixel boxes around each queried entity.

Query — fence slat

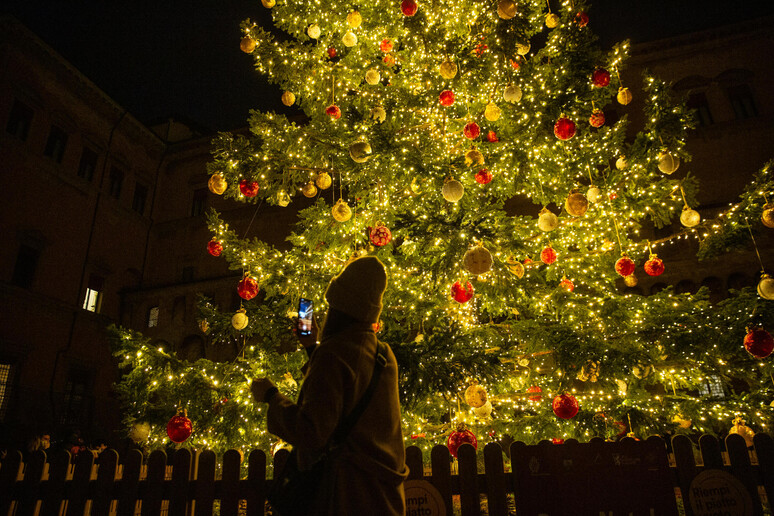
[142,450,167,516]
[195,450,217,516]
[726,433,763,515]
[405,446,424,480]
[457,444,478,516]
[755,433,774,508]
[484,443,507,516]
[220,449,242,516]
[0,450,22,515]
[672,435,698,516]
[41,450,71,515]
[117,449,143,516]
[699,434,724,469]
[66,451,95,516]
[430,445,453,516]
[169,448,192,516]
[93,449,118,516]
[17,450,46,516]
[245,449,266,516]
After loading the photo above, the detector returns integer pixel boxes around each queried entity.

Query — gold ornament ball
[346,10,362,28]
[587,186,602,203]
[261,0,275,7]
[307,24,321,39]
[473,400,493,418]
[680,207,701,228]
[503,84,522,103]
[617,87,633,105]
[538,209,558,232]
[464,383,488,408]
[365,69,380,85]
[281,91,295,106]
[439,60,458,79]
[515,42,531,56]
[442,179,465,202]
[545,13,560,28]
[410,178,422,194]
[240,36,257,53]
[671,415,692,429]
[729,418,755,447]
[465,148,484,166]
[315,172,332,190]
[624,274,638,287]
[658,152,680,174]
[342,31,358,47]
[232,309,249,330]
[463,245,493,275]
[277,190,291,207]
[371,106,386,123]
[497,0,517,20]
[208,173,227,195]
[129,422,151,442]
[301,182,317,198]
[762,204,774,228]
[332,199,352,222]
[349,141,372,163]
[565,192,589,217]
[506,256,525,278]
[484,102,501,122]
[758,274,774,300]
[615,155,628,170]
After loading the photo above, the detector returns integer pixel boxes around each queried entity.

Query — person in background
[251,256,408,515]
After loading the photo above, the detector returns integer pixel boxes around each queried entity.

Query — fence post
[405,446,423,480]
[67,450,95,516]
[457,443,478,516]
[671,434,698,516]
[699,435,724,469]
[17,449,46,516]
[483,442,507,516]
[245,449,267,516]
[430,445,453,516]
[169,448,193,516]
[116,448,143,516]
[725,434,763,515]
[0,450,22,514]
[142,450,167,516]
[195,450,216,516]
[93,449,119,516]
[220,449,242,516]
[755,434,774,508]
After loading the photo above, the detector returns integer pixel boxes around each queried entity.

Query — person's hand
[294,315,319,349]
[251,378,276,403]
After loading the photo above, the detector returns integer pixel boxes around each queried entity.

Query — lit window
[699,375,725,398]
[148,306,159,327]
[43,125,68,163]
[83,274,104,312]
[0,362,14,421]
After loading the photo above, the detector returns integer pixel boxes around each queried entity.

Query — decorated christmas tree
[112,0,774,455]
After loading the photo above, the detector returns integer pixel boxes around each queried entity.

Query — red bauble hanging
[369,224,392,246]
[575,11,589,27]
[401,0,418,16]
[327,47,337,58]
[451,281,474,303]
[439,90,455,107]
[744,328,774,359]
[325,104,341,120]
[589,110,605,128]
[207,238,223,257]
[463,122,481,140]
[591,68,611,87]
[486,131,499,142]
[644,255,665,276]
[475,168,493,184]
[540,247,557,265]
[239,179,259,197]
[552,393,579,419]
[167,410,193,443]
[447,424,478,458]
[559,278,575,292]
[527,385,542,402]
[615,255,636,277]
[238,275,259,300]
[554,117,576,140]
[380,39,393,52]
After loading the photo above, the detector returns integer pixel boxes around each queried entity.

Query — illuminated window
[699,375,725,398]
[83,274,104,313]
[0,362,14,421]
[148,306,159,328]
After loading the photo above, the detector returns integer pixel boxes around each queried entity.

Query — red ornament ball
[552,393,579,419]
[540,247,557,265]
[591,68,611,87]
[575,11,589,27]
[447,425,478,458]
[327,47,337,58]
[439,90,455,107]
[551,438,565,445]
[744,329,774,359]
[325,104,341,120]
[207,239,223,257]
[401,0,418,16]
[237,276,259,300]
[554,117,576,140]
[486,130,499,142]
[510,58,520,70]
[589,109,605,128]
[463,122,481,140]
[383,55,396,66]
[166,413,193,443]
[369,225,392,246]
[239,179,259,197]
[559,278,575,292]
[527,385,542,402]
[644,256,665,276]
[451,280,474,303]
[380,39,393,52]
[475,168,493,185]
[615,255,636,277]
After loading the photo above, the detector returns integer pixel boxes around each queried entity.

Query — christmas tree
[112,0,774,454]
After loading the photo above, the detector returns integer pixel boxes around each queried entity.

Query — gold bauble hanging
[484,102,501,121]
[464,382,488,408]
[538,208,558,232]
[261,0,275,7]
[208,173,227,195]
[442,179,464,202]
[617,87,633,105]
[465,148,484,166]
[349,141,372,163]
[729,417,755,447]
[315,172,332,190]
[587,186,602,203]
[463,245,493,275]
[762,204,774,228]
[545,13,560,28]
[503,84,522,103]
[505,255,525,278]
[240,36,257,53]
[758,274,774,300]
[307,24,321,39]
[473,400,493,418]
[515,42,531,56]
[565,191,589,217]
[616,155,628,170]
[332,199,352,222]
[277,190,291,207]
[624,274,638,287]
[346,10,362,28]
[680,207,701,228]
[365,69,380,85]
[371,106,386,123]
[232,308,249,330]
[439,60,458,79]
[301,182,317,198]
[658,152,680,174]
[342,31,358,47]
[281,91,295,106]
[497,0,517,20]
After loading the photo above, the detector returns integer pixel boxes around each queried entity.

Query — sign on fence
[688,469,753,516]
[405,479,446,516]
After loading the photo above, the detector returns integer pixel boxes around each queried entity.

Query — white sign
[405,479,446,516]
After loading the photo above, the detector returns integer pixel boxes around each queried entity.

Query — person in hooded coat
[251,256,408,515]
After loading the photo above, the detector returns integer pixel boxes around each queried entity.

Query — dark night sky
[3,0,774,132]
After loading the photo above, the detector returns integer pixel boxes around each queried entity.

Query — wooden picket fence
[1,433,774,515]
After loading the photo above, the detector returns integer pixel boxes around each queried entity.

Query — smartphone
[297,298,313,336]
